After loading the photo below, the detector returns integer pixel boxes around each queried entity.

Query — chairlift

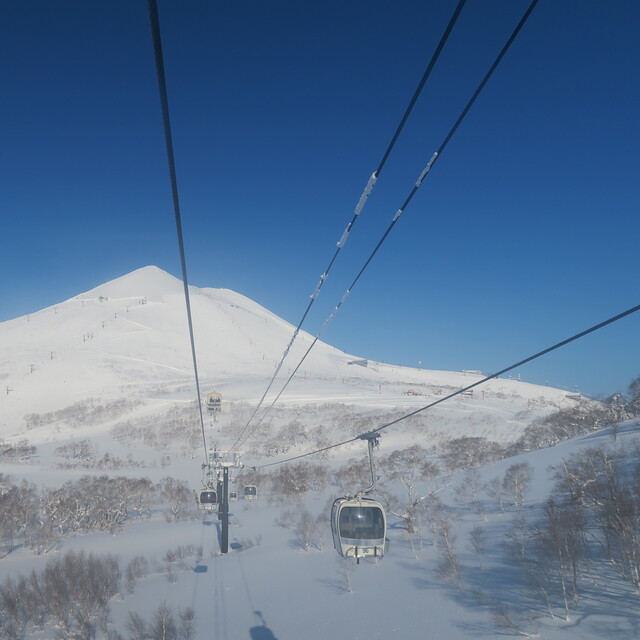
[244,485,257,500]
[330,432,388,562]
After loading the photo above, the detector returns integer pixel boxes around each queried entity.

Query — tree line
[507,440,640,621]
[0,548,198,640]
[0,475,198,558]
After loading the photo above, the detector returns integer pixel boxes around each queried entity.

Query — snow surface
[2,266,632,639]
[0,266,575,449]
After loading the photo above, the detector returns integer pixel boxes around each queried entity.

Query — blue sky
[1,0,638,398]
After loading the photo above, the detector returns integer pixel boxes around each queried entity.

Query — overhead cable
[232,0,469,450]
[236,0,540,451]
[374,0,467,175]
[254,301,640,469]
[148,0,209,465]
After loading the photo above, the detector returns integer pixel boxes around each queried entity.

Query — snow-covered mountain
[0,266,577,447]
[2,266,636,640]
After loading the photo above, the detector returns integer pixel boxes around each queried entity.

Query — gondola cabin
[229,491,238,502]
[331,497,387,561]
[206,391,222,413]
[244,485,257,500]
[198,489,218,510]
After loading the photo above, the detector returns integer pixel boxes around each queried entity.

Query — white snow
[0,266,575,447]
[0,266,629,639]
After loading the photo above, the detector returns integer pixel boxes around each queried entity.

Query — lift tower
[209,449,243,554]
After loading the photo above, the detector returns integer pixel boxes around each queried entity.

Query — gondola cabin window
[339,505,385,540]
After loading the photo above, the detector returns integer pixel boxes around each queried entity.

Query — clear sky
[1,1,638,399]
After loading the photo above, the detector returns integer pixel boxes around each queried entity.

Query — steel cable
[148,0,209,465]
[237,0,540,451]
[254,308,640,468]
[231,0,470,451]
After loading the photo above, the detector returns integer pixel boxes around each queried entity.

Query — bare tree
[442,437,505,471]
[159,477,196,522]
[0,480,38,556]
[435,518,461,588]
[505,515,555,620]
[270,462,327,498]
[293,509,318,551]
[0,576,32,640]
[148,603,177,640]
[484,476,506,513]
[504,511,531,565]
[276,508,323,551]
[469,525,487,569]
[550,443,640,588]
[516,399,617,451]
[379,445,442,535]
[502,462,533,510]
[126,612,147,640]
[627,375,640,416]
[129,602,196,640]
[333,457,370,494]
[540,498,584,619]
[177,607,196,640]
[490,603,538,637]
[125,556,150,595]
[454,468,482,514]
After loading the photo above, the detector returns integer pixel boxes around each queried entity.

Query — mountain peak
[76,266,185,301]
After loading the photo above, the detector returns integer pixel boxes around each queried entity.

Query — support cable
[253,302,640,469]
[374,0,467,175]
[235,0,539,451]
[232,0,469,450]
[148,0,208,465]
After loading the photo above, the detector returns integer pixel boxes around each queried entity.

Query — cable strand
[231,0,468,451]
[375,0,468,174]
[252,302,640,469]
[238,0,539,450]
[148,0,208,465]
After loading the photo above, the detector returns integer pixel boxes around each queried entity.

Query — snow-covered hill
[1,404,638,640]
[0,266,579,450]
